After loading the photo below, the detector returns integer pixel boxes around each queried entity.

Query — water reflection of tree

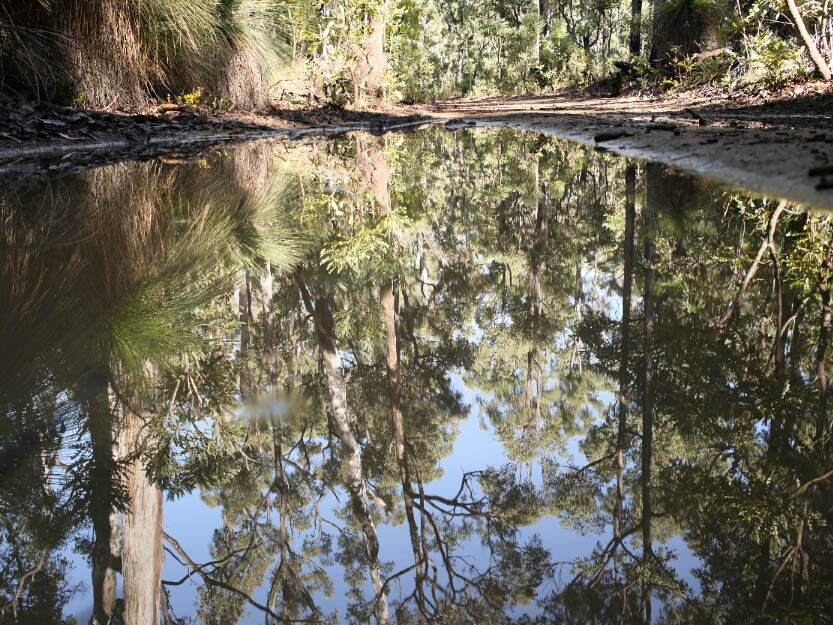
[545,164,833,623]
[4,129,833,625]
[0,147,302,624]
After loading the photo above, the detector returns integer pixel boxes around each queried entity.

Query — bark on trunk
[629,0,643,54]
[785,0,832,80]
[354,16,389,105]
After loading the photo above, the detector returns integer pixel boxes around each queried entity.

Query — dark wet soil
[0,100,430,175]
[2,83,832,207]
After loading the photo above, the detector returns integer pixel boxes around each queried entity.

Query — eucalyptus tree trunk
[629,0,643,54]
[785,0,832,80]
[355,15,389,105]
[534,0,542,63]
[649,0,665,60]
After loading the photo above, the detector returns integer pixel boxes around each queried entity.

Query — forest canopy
[1,0,831,109]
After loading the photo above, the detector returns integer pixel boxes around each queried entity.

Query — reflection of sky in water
[60,364,701,623]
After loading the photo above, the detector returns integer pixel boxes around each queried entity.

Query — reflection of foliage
[5,128,833,624]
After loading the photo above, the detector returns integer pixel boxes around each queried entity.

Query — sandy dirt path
[399,89,833,210]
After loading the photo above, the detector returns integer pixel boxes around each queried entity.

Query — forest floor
[2,82,832,208]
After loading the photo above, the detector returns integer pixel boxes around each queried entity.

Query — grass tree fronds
[0,20,72,102]
[141,0,226,94]
[653,0,724,58]
[210,0,292,108]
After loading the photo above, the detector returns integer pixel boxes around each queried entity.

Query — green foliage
[741,28,809,87]
[717,0,815,88]
[2,0,830,105]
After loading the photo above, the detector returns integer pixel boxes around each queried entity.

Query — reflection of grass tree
[0,145,302,622]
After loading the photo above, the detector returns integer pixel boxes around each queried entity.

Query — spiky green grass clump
[1,0,289,108]
[653,0,724,57]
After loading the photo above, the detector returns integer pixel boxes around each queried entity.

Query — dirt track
[403,88,833,209]
[3,87,833,209]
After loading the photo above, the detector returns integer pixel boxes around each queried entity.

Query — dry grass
[1,0,289,108]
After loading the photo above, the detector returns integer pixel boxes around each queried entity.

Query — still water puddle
[1,128,831,624]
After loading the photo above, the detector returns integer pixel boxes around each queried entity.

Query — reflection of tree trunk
[260,261,278,390]
[641,181,656,625]
[615,165,635,554]
[816,278,832,438]
[773,250,786,382]
[718,202,785,327]
[89,391,120,625]
[297,282,387,623]
[272,422,291,622]
[526,350,534,428]
[120,398,163,625]
[382,281,424,619]
[239,272,252,401]
[528,160,547,433]
[355,135,391,214]
[275,300,297,619]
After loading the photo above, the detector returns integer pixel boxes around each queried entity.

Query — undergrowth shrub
[737,29,809,87]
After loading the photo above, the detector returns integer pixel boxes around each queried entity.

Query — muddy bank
[0,102,431,175]
[410,89,833,210]
[3,91,832,209]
